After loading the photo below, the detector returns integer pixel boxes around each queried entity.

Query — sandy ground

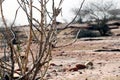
[46,34,120,80]
[1,27,120,80]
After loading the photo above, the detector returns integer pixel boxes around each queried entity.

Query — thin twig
[56,0,86,48]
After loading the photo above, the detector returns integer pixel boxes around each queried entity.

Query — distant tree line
[72,0,120,37]
[72,0,120,23]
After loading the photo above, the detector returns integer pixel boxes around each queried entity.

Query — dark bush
[88,24,111,36]
[77,29,100,38]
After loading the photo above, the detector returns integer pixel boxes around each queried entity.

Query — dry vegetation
[0,0,64,80]
[0,0,120,80]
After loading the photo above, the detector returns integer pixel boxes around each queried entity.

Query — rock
[69,67,79,71]
[61,68,68,72]
[50,63,57,66]
[52,70,57,72]
[85,61,93,69]
[59,64,63,66]
[46,74,51,78]
[61,51,65,53]
[76,64,86,69]
[79,72,82,74]
[58,67,69,72]
[69,63,87,71]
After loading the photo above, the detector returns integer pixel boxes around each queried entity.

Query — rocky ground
[45,29,120,80]
[1,26,120,80]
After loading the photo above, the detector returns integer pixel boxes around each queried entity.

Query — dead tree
[0,0,63,80]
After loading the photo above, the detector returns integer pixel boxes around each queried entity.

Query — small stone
[46,74,51,78]
[59,64,63,66]
[52,70,56,72]
[85,61,93,69]
[76,64,86,69]
[62,68,68,72]
[61,51,65,53]
[79,72,82,74]
[50,63,57,66]
[69,67,78,71]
